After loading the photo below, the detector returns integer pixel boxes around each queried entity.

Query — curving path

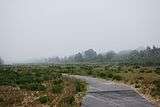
[72,75,155,107]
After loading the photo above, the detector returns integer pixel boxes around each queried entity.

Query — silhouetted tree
[96,54,104,62]
[0,57,4,65]
[84,49,97,61]
[74,53,83,62]
[104,51,116,61]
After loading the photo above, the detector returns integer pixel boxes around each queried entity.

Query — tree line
[0,57,4,65]
[1,46,159,66]
[44,46,160,66]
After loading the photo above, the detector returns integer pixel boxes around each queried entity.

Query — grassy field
[0,65,87,107]
[0,64,160,106]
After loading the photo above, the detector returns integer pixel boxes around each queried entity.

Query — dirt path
[72,75,155,107]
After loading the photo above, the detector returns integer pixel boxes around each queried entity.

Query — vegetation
[39,95,49,104]
[0,65,87,107]
[46,64,160,104]
[0,45,160,106]
[0,57,3,65]
[42,46,160,66]
[60,96,75,106]
[75,80,87,93]
[52,84,64,94]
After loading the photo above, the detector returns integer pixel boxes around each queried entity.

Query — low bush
[112,75,122,81]
[52,79,63,85]
[29,83,46,91]
[107,73,113,78]
[39,96,49,104]
[52,84,64,94]
[135,84,141,88]
[151,79,160,97]
[87,70,93,75]
[75,80,86,93]
[154,68,160,75]
[20,83,46,91]
[104,65,110,70]
[133,65,140,69]
[98,72,106,78]
[0,97,4,102]
[62,96,75,105]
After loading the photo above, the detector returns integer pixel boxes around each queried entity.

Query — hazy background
[0,0,160,63]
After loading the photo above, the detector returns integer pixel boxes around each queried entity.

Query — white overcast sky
[0,0,160,63]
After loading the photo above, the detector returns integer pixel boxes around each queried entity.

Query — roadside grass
[0,64,159,106]
[0,65,87,107]
[52,64,160,104]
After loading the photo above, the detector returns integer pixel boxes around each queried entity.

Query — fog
[0,0,160,63]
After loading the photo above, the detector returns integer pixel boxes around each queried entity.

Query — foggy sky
[0,0,160,63]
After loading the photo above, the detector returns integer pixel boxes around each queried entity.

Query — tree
[146,46,151,51]
[96,54,104,62]
[74,53,83,62]
[67,55,75,63]
[104,51,116,61]
[46,57,61,63]
[0,57,4,65]
[84,49,97,60]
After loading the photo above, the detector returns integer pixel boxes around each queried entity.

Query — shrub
[52,84,64,94]
[16,74,36,84]
[43,75,50,81]
[107,73,113,78]
[39,96,49,104]
[117,66,122,71]
[145,70,152,73]
[139,69,145,73]
[124,70,128,73]
[87,70,92,75]
[104,65,110,70]
[128,68,133,72]
[154,68,160,75]
[75,80,86,93]
[30,83,46,91]
[135,84,141,88]
[133,65,140,69]
[62,96,75,105]
[0,97,4,102]
[52,79,63,85]
[19,83,46,91]
[151,79,160,96]
[98,72,106,78]
[112,75,122,81]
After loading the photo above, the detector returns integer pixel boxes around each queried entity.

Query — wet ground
[73,75,154,107]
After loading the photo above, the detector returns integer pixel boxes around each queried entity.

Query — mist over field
[0,0,160,64]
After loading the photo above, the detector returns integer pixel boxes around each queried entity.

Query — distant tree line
[41,46,160,66]
[0,57,4,65]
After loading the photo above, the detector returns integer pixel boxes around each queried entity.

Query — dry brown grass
[0,78,85,107]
